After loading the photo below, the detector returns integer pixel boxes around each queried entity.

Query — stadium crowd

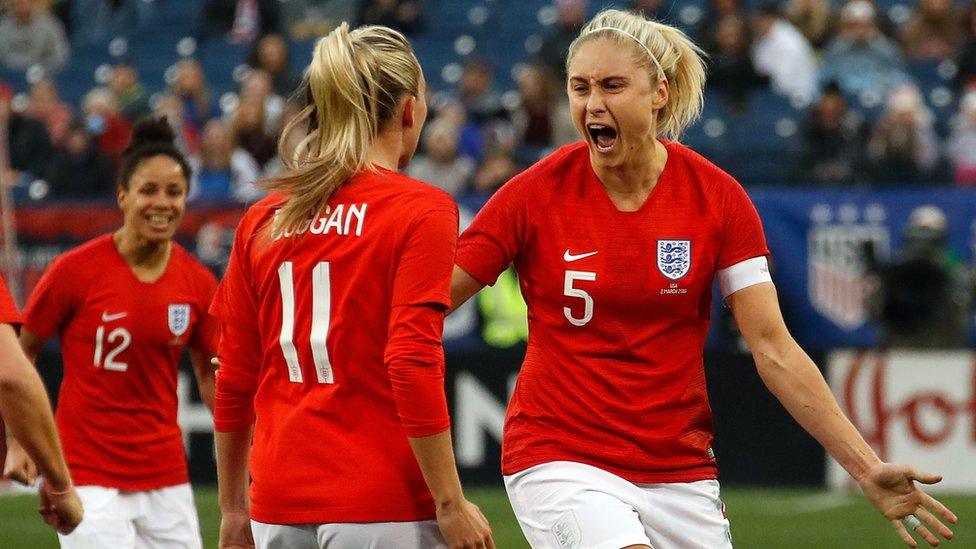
[2,0,976,203]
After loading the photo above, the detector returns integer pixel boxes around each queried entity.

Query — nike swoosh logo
[101,312,127,322]
[563,250,598,262]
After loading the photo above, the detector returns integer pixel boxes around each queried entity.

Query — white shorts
[58,483,202,549]
[504,461,733,549]
[250,519,446,549]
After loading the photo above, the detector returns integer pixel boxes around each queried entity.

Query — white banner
[827,350,976,493]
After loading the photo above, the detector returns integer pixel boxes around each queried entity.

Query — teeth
[149,214,170,225]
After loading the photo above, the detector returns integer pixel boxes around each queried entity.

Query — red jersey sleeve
[189,267,219,357]
[22,256,77,339]
[0,275,21,327]
[455,177,530,286]
[384,198,458,437]
[211,223,261,432]
[716,181,770,270]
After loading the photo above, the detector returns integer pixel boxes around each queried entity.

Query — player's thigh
[251,521,318,549]
[638,479,732,549]
[316,520,446,549]
[58,486,136,549]
[504,461,652,549]
[132,483,202,549]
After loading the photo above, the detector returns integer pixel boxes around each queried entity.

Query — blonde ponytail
[264,23,422,236]
[567,9,706,140]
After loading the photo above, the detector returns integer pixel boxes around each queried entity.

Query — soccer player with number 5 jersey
[210,24,492,549]
[5,118,218,548]
[452,9,957,549]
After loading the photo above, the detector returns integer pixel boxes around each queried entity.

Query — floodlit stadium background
[2,0,976,546]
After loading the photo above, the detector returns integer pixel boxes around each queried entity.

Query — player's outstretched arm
[408,431,494,549]
[0,325,82,533]
[727,282,957,548]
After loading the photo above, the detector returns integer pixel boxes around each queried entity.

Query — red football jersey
[0,275,20,326]
[211,167,457,524]
[22,235,218,490]
[456,141,770,483]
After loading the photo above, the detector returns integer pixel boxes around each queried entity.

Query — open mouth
[147,214,173,230]
[587,124,618,153]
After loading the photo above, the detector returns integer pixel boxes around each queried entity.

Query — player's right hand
[858,462,957,547]
[38,480,83,534]
[435,498,494,549]
[3,438,38,485]
[219,509,255,548]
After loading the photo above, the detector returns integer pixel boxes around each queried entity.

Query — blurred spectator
[956,3,976,90]
[357,0,421,35]
[472,151,519,194]
[283,0,358,40]
[108,60,151,122]
[0,83,52,184]
[536,0,588,79]
[799,82,868,185]
[189,119,262,203]
[783,0,835,48]
[947,91,976,186]
[0,0,69,72]
[697,0,744,55]
[70,0,151,46]
[867,85,940,184]
[240,69,284,131]
[406,118,476,196]
[820,1,912,101]
[631,0,672,25]
[81,87,132,162]
[170,59,221,135]
[511,65,577,151]
[232,94,277,169]
[435,100,485,162]
[867,205,974,348]
[901,0,963,61]
[248,34,301,97]
[44,119,114,198]
[455,59,507,128]
[261,97,304,176]
[24,77,72,147]
[153,93,199,154]
[201,0,281,44]
[708,15,769,109]
[751,2,818,103]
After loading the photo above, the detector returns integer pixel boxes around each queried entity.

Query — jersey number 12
[277,261,335,384]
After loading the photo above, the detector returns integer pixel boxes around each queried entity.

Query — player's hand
[858,462,957,547]
[3,438,38,485]
[435,497,494,549]
[219,509,254,549]
[38,479,84,534]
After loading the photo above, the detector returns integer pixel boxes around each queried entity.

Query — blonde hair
[566,9,706,140]
[264,23,422,235]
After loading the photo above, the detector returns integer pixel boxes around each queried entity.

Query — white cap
[841,0,876,22]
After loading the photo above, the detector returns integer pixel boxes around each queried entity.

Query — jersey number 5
[564,270,596,326]
[277,261,334,384]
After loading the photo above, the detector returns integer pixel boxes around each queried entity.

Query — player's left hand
[38,479,84,534]
[3,438,38,485]
[858,462,957,547]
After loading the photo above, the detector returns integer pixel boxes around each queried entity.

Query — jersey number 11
[277,261,335,384]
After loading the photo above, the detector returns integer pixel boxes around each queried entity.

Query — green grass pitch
[1,487,973,547]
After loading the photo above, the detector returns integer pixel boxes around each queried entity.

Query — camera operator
[867,205,975,348]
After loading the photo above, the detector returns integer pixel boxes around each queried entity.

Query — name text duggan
[272,203,367,240]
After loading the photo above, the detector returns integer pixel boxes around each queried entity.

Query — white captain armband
[717,256,772,298]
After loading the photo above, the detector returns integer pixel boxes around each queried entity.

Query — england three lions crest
[657,239,691,280]
[168,304,191,337]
